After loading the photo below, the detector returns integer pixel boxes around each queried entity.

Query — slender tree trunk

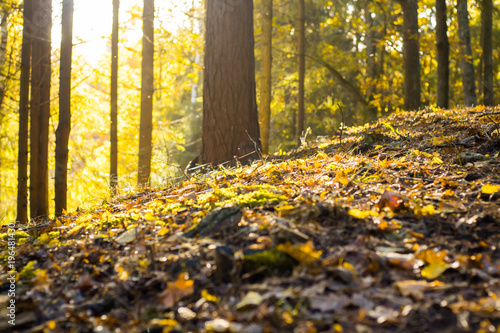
[399,0,421,110]
[436,0,449,109]
[55,0,73,216]
[296,0,305,145]
[110,0,119,191]
[481,0,494,106]
[259,0,272,155]
[201,0,261,166]
[30,0,51,219]
[364,2,377,92]
[137,0,154,187]
[456,0,477,106]
[0,10,9,110]
[17,0,32,223]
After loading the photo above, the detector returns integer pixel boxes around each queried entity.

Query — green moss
[19,260,37,280]
[0,230,29,240]
[209,185,286,208]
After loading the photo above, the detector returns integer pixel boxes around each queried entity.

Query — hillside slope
[2,106,500,333]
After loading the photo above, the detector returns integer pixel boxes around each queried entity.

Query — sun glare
[52,0,198,66]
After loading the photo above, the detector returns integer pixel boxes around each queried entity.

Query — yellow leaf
[443,189,454,197]
[174,272,194,290]
[115,264,129,281]
[342,261,355,271]
[158,228,170,236]
[201,289,218,303]
[38,233,50,244]
[277,240,322,267]
[419,204,435,216]
[47,320,57,329]
[144,212,157,221]
[157,319,178,327]
[315,151,328,160]
[339,176,349,186]
[417,249,446,265]
[348,209,372,219]
[431,156,443,165]
[421,262,449,279]
[482,184,500,194]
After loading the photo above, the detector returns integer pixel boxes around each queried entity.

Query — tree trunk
[436,0,449,109]
[456,0,477,106]
[0,9,9,110]
[137,0,154,187]
[201,0,261,166]
[364,2,377,91]
[17,0,32,223]
[481,0,494,106]
[110,0,119,191]
[296,0,305,145]
[399,0,421,110]
[55,0,73,216]
[258,0,272,155]
[30,0,51,219]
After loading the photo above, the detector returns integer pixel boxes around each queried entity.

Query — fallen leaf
[115,227,140,244]
[236,291,264,310]
[482,184,500,194]
[376,190,406,212]
[395,280,432,300]
[277,240,322,267]
[421,262,449,280]
[159,273,194,308]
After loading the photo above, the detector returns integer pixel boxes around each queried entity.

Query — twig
[338,103,345,147]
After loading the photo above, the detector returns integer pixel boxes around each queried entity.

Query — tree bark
[436,0,449,109]
[201,0,261,166]
[296,0,305,145]
[399,0,421,110]
[30,0,51,219]
[137,0,154,187]
[55,0,73,216]
[258,0,272,155]
[17,0,32,223]
[110,0,119,191]
[481,0,494,106]
[456,0,477,106]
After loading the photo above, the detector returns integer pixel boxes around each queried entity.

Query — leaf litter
[1,106,500,332]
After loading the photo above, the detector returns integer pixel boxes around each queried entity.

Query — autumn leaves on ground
[2,107,500,333]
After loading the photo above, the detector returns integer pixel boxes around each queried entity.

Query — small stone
[206,318,230,332]
[177,306,196,322]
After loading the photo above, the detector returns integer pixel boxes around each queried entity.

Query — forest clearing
[1,106,500,332]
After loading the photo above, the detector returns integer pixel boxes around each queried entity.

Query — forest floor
[2,106,500,333]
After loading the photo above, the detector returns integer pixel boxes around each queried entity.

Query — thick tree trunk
[17,0,32,223]
[201,0,261,166]
[30,0,51,219]
[436,0,449,109]
[258,0,272,155]
[481,0,494,106]
[456,0,477,106]
[110,0,119,192]
[137,0,154,186]
[296,0,305,145]
[55,0,73,216]
[399,0,421,110]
